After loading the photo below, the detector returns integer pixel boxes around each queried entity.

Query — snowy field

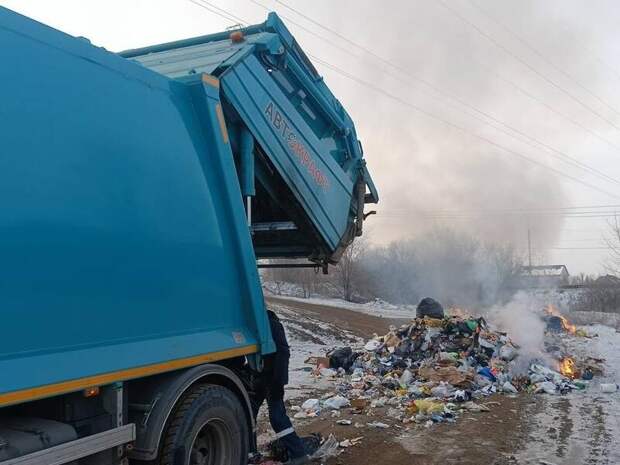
[516,324,620,465]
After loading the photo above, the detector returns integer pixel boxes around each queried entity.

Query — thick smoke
[484,291,555,374]
[361,227,521,307]
[296,0,613,252]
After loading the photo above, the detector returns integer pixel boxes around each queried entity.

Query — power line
[188,0,249,26]
[276,1,620,154]
[437,0,620,134]
[384,203,620,213]
[190,0,620,198]
[268,0,620,157]
[269,0,620,185]
[378,212,620,219]
[540,247,613,250]
[468,0,620,120]
[310,55,620,200]
[197,0,248,25]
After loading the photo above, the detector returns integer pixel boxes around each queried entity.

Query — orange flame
[545,304,577,334]
[559,357,577,379]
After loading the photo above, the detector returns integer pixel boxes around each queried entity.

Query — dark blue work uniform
[250,310,306,460]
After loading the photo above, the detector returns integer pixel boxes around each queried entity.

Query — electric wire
[310,55,620,200]
[384,203,620,213]
[468,0,620,120]
[267,0,620,186]
[188,0,249,25]
[274,0,620,155]
[437,0,620,134]
[188,0,620,199]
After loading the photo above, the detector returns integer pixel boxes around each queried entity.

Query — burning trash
[559,357,578,379]
[544,304,577,334]
[295,298,594,433]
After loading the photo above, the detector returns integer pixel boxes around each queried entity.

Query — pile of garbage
[296,298,595,429]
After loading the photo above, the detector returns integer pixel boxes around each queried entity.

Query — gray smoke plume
[484,291,555,374]
[290,0,614,252]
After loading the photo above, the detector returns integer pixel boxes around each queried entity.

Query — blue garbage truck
[0,6,377,465]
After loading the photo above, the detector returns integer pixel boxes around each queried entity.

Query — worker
[248,310,317,465]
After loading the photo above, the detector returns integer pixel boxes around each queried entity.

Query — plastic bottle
[600,383,618,393]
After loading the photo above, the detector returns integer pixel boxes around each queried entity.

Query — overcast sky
[4,0,620,275]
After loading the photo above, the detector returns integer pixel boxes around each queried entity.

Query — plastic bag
[414,399,445,414]
[301,398,320,410]
[399,369,413,386]
[324,395,350,410]
[535,381,557,395]
[431,382,454,398]
[364,339,382,352]
[499,345,518,362]
[502,381,518,394]
[311,434,340,460]
[600,383,618,393]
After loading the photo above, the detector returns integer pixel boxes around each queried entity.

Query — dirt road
[263,296,620,465]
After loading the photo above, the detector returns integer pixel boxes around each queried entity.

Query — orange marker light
[83,386,100,398]
[230,30,244,43]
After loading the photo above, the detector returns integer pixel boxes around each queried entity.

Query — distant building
[518,265,570,288]
[594,274,620,287]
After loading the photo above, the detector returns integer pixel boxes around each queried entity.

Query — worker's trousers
[251,382,306,459]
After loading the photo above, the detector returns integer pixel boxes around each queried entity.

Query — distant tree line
[263,227,523,308]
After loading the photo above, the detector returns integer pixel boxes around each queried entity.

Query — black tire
[157,384,249,465]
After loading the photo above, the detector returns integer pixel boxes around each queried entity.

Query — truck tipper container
[0,7,377,465]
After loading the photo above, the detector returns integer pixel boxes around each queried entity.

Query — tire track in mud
[581,396,612,465]
[518,393,614,465]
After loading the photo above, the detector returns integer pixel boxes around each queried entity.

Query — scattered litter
[338,436,363,448]
[413,399,445,414]
[502,381,518,394]
[367,421,390,429]
[310,434,340,460]
[350,398,368,410]
[301,399,320,410]
[364,339,382,352]
[298,299,595,434]
[319,368,337,378]
[324,395,350,410]
[462,401,490,412]
[600,383,618,393]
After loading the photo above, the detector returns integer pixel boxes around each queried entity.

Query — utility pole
[527,227,532,271]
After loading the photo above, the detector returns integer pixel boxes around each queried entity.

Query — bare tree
[605,215,620,275]
[334,237,368,302]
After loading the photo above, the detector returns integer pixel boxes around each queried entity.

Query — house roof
[519,265,569,277]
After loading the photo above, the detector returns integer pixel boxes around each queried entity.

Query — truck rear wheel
[158,384,249,465]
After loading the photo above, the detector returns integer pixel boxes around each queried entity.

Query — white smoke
[485,291,554,373]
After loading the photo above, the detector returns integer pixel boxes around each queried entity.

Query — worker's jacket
[263,310,290,387]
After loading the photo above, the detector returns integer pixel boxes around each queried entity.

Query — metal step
[0,424,135,465]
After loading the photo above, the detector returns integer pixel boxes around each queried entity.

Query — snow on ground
[268,301,363,399]
[265,289,414,320]
[516,324,620,465]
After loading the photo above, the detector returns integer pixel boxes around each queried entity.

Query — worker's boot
[283,455,312,465]
[301,434,321,456]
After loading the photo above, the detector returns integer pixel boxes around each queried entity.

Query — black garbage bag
[547,316,564,333]
[328,347,359,371]
[269,433,322,462]
[416,297,445,319]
